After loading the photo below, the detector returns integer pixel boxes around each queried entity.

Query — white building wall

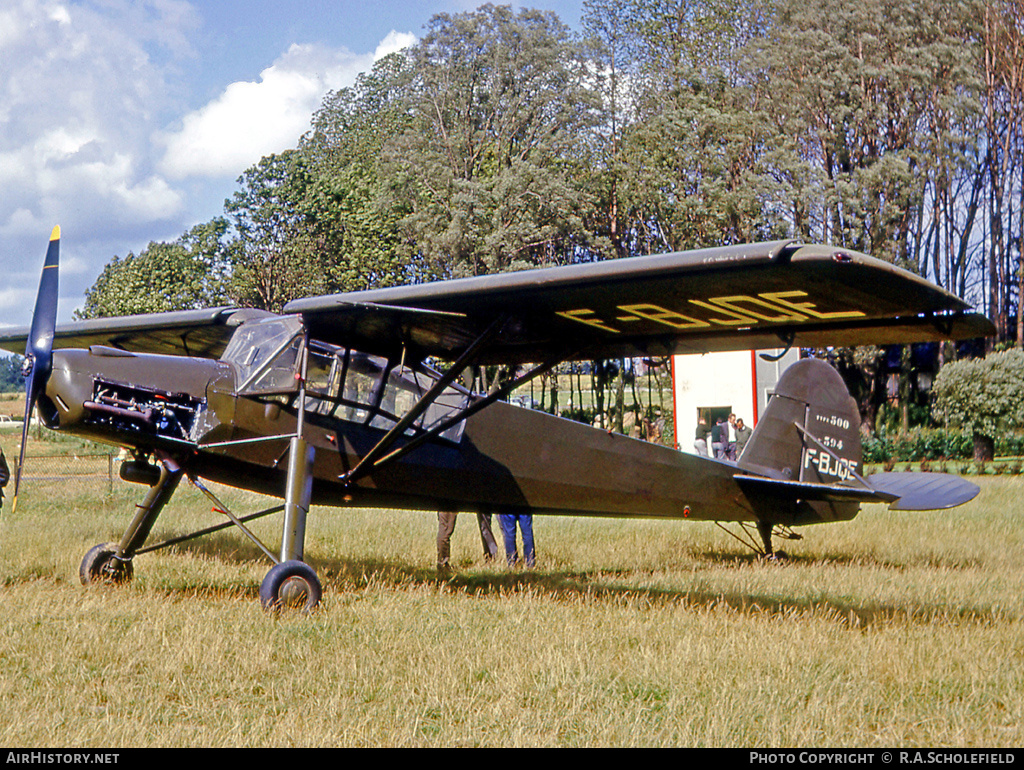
[673,349,799,454]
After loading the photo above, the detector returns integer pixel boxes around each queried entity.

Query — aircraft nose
[42,350,93,428]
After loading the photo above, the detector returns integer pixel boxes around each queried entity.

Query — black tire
[259,560,322,612]
[80,542,133,586]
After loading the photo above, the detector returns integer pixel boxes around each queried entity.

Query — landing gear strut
[713,520,802,559]
[80,457,183,586]
[260,435,321,613]
[78,445,324,612]
[757,520,790,561]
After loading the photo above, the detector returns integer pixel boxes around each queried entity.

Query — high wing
[286,240,993,363]
[0,307,274,358]
[0,240,993,362]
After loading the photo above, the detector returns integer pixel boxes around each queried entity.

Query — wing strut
[365,354,565,473]
[339,315,510,487]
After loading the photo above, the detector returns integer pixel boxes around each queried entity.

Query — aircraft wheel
[80,543,134,586]
[259,560,322,612]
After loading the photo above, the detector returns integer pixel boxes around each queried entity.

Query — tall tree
[981,0,1024,343]
[587,0,785,254]
[748,0,981,267]
[224,151,344,311]
[300,54,418,289]
[382,4,603,278]
[76,218,231,319]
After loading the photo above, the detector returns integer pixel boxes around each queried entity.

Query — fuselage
[39,316,858,527]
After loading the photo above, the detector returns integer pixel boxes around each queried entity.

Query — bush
[932,349,1024,460]
[861,427,1024,463]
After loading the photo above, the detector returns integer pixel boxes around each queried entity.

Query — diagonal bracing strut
[338,315,509,487]
[368,355,565,472]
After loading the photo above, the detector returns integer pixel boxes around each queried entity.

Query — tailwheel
[259,560,322,612]
[756,520,800,561]
[80,542,134,586]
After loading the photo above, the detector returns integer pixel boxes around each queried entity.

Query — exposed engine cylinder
[85,380,202,442]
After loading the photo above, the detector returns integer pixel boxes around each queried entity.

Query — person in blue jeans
[498,511,535,568]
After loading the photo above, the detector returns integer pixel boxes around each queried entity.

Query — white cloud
[0,0,415,327]
[157,31,415,180]
[375,30,417,59]
[0,0,200,326]
[0,1,196,236]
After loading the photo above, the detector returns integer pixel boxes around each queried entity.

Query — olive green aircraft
[0,227,993,610]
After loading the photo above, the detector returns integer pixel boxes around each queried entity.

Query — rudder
[738,358,863,485]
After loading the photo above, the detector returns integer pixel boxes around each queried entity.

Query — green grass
[0,467,1022,747]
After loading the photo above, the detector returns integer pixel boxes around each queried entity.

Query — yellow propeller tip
[49,225,61,241]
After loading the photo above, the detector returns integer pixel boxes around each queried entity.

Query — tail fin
[738,357,862,484]
[737,357,979,514]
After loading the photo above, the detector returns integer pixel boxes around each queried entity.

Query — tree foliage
[300,54,416,290]
[76,219,231,319]
[382,4,604,277]
[223,150,342,311]
[0,355,24,393]
[932,348,1024,456]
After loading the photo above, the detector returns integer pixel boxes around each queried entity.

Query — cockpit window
[304,345,470,443]
[222,316,304,394]
[223,319,470,444]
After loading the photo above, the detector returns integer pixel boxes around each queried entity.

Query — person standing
[711,418,727,459]
[498,511,535,568]
[694,416,710,457]
[0,446,9,511]
[734,418,753,459]
[437,510,499,574]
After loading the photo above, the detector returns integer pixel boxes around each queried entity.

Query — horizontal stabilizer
[734,475,898,505]
[866,472,980,510]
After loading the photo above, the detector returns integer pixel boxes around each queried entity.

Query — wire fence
[17,453,119,492]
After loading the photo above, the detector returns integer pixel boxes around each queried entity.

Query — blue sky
[0,0,583,330]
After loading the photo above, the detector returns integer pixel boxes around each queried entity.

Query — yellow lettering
[617,304,711,329]
[556,309,620,334]
[758,291,866,320]
[688,299,760,326]
[706,295,808,323]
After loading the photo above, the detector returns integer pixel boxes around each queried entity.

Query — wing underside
[0,307,273,359]
[0,240,993,361]
[287,241,993,362]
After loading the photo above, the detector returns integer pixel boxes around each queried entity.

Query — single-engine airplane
[0,228,993,610]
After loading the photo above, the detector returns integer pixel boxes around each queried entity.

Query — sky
[0,0,584,332]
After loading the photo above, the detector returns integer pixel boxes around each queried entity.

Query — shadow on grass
[141,531,1013,629]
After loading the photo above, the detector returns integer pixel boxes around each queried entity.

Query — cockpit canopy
[221,316,471,443]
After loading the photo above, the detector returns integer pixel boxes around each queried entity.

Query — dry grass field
[0,429,1021,747]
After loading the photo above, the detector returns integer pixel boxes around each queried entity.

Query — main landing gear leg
[80,457,184,586]
[259,436,321,612]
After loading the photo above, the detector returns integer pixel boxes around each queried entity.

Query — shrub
[932,349,1024,460]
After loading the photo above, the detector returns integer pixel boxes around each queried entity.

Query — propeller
[13,225,60,512]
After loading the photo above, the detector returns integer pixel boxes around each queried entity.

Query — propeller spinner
[13,225,60,511]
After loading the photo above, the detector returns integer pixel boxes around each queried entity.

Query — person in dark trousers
[711,418,727,459]
[734,418,753,459]
[437,510,499,574]
[498,511,535,568]
[0,446,9,510]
